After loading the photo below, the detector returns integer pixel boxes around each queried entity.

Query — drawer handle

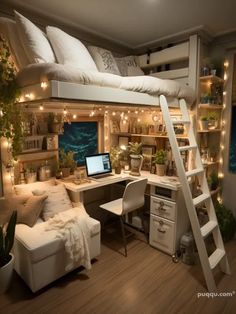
[158,205,166,212]
[157,228,166,234]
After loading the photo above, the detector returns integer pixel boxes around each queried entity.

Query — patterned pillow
[115,56,144,76]
[88,46,120,75]
[39,184,73,221]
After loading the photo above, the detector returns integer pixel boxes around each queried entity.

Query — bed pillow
[88,46,120,75]
[46,26,98,71]
[2,194,48,227]
[38,184,73,221]
[14,11,56,64]
[115,56,144,76]
[0,17,29,69]
[14,179,56,195]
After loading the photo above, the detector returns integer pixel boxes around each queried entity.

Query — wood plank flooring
[0,234,236,314]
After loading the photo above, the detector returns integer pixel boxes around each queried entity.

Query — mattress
[16,63,195,104]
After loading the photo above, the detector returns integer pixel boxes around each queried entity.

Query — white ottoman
[13,213,100,292]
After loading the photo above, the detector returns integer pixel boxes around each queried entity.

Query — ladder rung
[179,145,197,152]
[186,168,204,177]
[193,193,210,206]
[209,248,225,269]
[172,119,190,125]
[201,221,218,238]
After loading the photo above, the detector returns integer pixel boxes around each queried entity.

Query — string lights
[217,59,229,202]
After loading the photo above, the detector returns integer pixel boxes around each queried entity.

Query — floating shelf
[197,129,222,133]
[198,104,223,110]
[210,187,221,196]
[19,149,58,156]
[111,132,188,139]
[200,75,224,84]
[203,161,219,168]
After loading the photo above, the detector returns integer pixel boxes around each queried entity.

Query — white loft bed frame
[1,34,200,196]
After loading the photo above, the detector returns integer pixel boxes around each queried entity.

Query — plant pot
[61,167,71,178]
[114,166,122,174]
[0,253,14,294]
[130,155,143,176]
[199,120,209,131]
[156,164,166,176]
[49,122,62,134]
[26,172,37,184]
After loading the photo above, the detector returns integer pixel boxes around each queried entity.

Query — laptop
[85,153,115,181]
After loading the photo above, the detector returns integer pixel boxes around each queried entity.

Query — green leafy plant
[0,37,23,159]
[59,149,76,171]
[200,115,208,121]
[0,211,17,267]
[207,171,219,190]
[110,146,122,168]
[129,142,142,155]
[153,149,166,165]
[215,201,236,242]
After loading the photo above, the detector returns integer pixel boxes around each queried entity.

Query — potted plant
[0,37,23,159]
[207,111,218,130]
[199,116,209,131]
[215,201,236,242]
[110,146,122,174]
[129,142,143,176]
[207,171,219,191]
[48,112,63,133]
[0,211,17,294]
[25,164,37,183]
[153,149,166,176]
[59,149,77,177]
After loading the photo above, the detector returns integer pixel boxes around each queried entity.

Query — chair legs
[119,216,127,257]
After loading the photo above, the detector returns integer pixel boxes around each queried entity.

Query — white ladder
[159,95,230,292]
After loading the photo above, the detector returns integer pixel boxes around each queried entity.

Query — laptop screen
[85,153,112,177]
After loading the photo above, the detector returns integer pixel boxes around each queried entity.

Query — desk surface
[60,171,181,193]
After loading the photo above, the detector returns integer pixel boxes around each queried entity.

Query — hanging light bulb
[137,118,141,122]
[112,111,116,116]
[39,104,44,111]
[63,107,68,115]
[224,61,229,68]
[135,110,138,114]
[73,114,77,119]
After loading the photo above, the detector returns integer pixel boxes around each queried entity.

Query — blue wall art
[229,106,236,173]
[59,122,98,166]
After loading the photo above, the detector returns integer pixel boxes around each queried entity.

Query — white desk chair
[100,178,148,256]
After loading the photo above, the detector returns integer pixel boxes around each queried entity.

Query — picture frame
[142,145,156,171]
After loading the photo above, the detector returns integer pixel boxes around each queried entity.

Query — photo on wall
[229,105,236,172]
[59,122,98,166]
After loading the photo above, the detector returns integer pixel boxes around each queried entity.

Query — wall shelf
[111,132,188,139]
[203,161,219,168]
[18,149,58,156]
[200,75,224,84]
[198,104,223,110]
[197,129,222,133]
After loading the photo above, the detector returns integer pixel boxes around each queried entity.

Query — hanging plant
[0,37,23,159]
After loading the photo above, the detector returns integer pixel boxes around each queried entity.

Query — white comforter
[45,206,91,271]
[16,63,195,104]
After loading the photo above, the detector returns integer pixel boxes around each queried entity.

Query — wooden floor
[0,231,236,314]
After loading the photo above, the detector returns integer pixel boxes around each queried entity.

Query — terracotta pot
[0,253,14,294]
[156,164,166,176]
[114,166,122,174]
[130,155,143,176]
[61,167,71,178]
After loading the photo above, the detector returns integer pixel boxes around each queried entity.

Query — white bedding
[16,63,195,104]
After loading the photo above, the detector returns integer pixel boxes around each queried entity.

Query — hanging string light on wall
[217,60,229,202]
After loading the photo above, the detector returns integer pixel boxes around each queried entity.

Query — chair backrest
[122,178,148,215]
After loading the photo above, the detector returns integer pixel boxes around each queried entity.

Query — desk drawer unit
[150,196,176,221]
[149,215,175,254]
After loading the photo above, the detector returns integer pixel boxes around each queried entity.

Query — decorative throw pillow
[14,179,56,195]
[0,17,29,69]
[115,56,144,76]
[88,46,121,75]
[3,194,48,227]
[14,11,56,64]
[46,26,98,71]
[39,184,73,221]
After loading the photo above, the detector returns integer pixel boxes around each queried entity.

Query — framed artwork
[110,120,120,133]
[142,145,156,171]
[59,122,98,166]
